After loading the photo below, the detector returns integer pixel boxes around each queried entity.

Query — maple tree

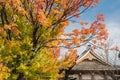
[0,0,109,80]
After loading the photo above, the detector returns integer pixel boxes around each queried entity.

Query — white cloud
[106,21,120,44]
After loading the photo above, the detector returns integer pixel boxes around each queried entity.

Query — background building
[63,46,120,80]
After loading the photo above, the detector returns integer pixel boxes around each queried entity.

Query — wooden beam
[78,73,82,80]
[91,72,95,80]
[104,72,108,80]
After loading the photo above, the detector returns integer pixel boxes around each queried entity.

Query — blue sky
[66,0,120,44]
[64,0,120,64]
[83,0,120,43]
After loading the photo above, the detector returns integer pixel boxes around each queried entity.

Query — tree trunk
[17,73,24,80]
[64,70,69,80]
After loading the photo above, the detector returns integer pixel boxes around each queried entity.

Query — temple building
[63,46,120,80]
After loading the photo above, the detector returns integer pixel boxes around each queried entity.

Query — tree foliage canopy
[0,0,109,80]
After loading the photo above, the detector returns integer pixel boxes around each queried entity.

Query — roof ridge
[76,48,112,66]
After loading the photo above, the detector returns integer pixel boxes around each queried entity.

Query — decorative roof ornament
[86,45,92,50]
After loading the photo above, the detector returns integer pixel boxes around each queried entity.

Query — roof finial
[87,45,92,50]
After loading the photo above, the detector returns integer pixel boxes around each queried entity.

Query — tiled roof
[72,64,117,70]
[71,46,119,71]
